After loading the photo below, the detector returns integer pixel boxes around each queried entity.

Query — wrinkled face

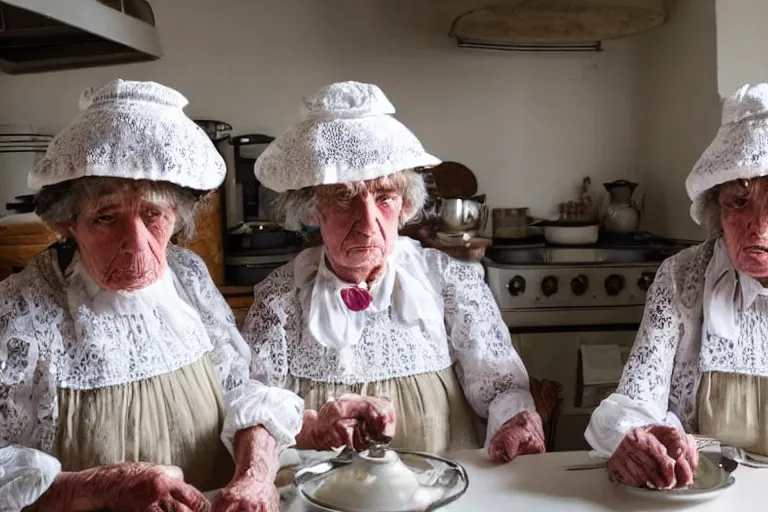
[318,176,406,281]
[720,176,768,279]
[66,192,177,291]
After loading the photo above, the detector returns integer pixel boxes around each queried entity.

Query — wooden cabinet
[0,221,57,281]
[184,189,225,286]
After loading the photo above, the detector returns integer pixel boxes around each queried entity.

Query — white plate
[615,454,735,503]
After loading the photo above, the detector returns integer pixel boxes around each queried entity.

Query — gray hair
[274,169,428,232]
[34,177,201,243]
[700,186,724,236]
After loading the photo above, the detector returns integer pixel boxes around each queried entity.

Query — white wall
[716,0,768,96]
[0,0,639,220]
[631,0,720,240]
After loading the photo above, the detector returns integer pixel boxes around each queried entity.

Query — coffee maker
[222,134,273,227]
[222,134,302,285]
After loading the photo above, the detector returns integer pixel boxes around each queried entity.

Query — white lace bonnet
[686,83,768,224]
[28,79,225,192]
[253,81,441,192]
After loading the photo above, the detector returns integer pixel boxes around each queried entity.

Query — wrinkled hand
[488,410,546,463]
[607,425,699,489]
[211,474,278,512]
[295,394,396,451]
[47,462,206,512]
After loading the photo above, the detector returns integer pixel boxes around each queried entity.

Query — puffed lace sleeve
[585,258,685,458]
[0,269,62,511]
[169,248,303,455]
[435,251,535,445]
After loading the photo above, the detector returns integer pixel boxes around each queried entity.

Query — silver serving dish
[294,447,469,512]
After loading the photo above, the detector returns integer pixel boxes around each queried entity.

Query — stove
[482,234,699,451]
[485,260,658,326]
[483,233,697,327]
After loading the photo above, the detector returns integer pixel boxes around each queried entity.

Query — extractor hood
[450,0,666,52]
[0,0,162,74]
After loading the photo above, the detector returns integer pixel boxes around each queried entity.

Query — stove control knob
[507,276,526,296]
[570,274,589,296]
[637,271,656,292]
[541,275,559,297]
[605,274,625,296]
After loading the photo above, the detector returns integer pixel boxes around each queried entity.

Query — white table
[280,449,761,511]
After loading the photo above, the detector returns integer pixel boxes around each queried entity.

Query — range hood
[450,0,666,52]
[0,0,162,74]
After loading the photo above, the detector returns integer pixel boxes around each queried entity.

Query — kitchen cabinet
[184,189,225,286]
[0,220,57,280]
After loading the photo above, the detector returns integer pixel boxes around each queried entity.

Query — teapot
[603,180,641,233]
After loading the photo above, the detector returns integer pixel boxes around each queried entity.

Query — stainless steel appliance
[223,134,275,228]
[435,194,488,246]
[222,134,301,286]
[482,233,696,451]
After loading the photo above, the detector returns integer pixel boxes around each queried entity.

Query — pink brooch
[340,286,373,311]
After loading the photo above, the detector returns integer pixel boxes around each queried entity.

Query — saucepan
[536,220,600,246]
[439,195,488,233]
[227,221,301,251]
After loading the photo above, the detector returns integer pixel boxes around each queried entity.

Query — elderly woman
[244,81,544,462]
[585,83,768,489]
[0,80,303,511]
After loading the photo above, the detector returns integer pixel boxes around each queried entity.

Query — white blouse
[243,237,535,445]
[586,237,768,457]
[0,246,303,510]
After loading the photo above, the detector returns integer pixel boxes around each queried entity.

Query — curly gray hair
[34,177,201,243]
[273,169,428,232]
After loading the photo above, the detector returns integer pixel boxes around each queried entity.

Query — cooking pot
[226,221,301,252]
[492,207,529,239]
[538,220,600,246]
[439,195,488,233]
[294,445,468,512]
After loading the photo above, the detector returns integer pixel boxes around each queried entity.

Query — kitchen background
[0,0,765,451]
[1,0,751,240]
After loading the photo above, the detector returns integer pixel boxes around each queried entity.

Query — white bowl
[543,223,599,245]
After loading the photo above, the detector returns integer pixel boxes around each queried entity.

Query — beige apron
[697,371,768,456]
[54,354,235,491]
[294,366,482,453]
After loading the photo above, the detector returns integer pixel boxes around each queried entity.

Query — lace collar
[58,253,212,389]
[293,237,445,350]
[703,237,768,340]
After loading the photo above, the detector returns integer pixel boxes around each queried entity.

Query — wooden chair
[529,377,564,452]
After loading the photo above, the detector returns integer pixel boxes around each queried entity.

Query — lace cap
[254,81,440,193]
[686,83,768,224]
[29,79,224,192]
[302,81,396,120]
[79,79,189,111]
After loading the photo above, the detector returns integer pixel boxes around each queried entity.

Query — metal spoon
[565,462,607,471]
[721,445,768,468]
[360,421,393,458]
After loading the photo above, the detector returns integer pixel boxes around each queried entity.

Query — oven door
[510,324,638,452]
